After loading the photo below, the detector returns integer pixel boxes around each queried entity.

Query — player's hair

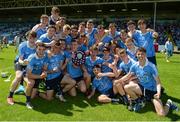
[93,65,101,69]
[28,31,37,38]
[137,47,146,53]
[79,22,86,26]
[40,14,49,19]
[87,19,94,24]
[127,20,136,26]
[36,42,46,48]
[120,29,127,34]
[97,24,104,29]
[47,25,56,31]
[51,6,60,13]
[125,37,134,44]
[71,25,78,30]
[109,23,117,28]
[119,48,126,54]
[138,19,146,25]
[63,24,71,30]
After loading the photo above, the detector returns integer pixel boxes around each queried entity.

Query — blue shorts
[139,84,157,101]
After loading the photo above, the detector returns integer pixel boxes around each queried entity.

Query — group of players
[7,6,178,116]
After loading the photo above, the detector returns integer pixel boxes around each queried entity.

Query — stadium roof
[0,0,179,19]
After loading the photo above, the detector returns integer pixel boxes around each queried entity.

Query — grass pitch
[0,46,180,121]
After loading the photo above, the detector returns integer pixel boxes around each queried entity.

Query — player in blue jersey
[70,25,79,40]
[32,14,49,39]
[108,23,120,40]
[123,48,178,115]
[77,33,89,54]
[85,19,98,48]
[101,47,114,73]
[125,38,138,61]
[55,17,66,38]
[57,24,72,50]
[78,22,86,35]
[60,40,90,96]
[165,37,173,62]
[113,49,137,105]
[38,25,56,47]
[132,19,158,65]
[95,24,113,53]
[7,31,37,105]
[116,29,127,49]
[127,20,137,38]
[85,45,105,79]
[87,65,120,103]
[25,43,48,109]
[38,42,66,102]
[49,6,60,25]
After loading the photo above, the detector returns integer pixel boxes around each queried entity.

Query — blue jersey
[86,28,97,48]
[108,31,120,40]
[46,53,64,80]
[67,61,83,78]
[98,35,113,52]
[78,44,88,52]
[36,28,47,39]
[85,56,104,77]
[16,41,36,61]
[92,76,113,94]
[101,56,114,73]
[129,60,158,91]
[102,35,113,44]
[38,33,52,43]
[65,35,72,45]
[126,49,138,61]
[117,40,127,49]
[118,59,136,74]
[165,41,173,51]
[132,31,155,57]
[27,53,48,75]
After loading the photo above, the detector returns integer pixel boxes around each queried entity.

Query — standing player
[132,19,158,65]
[49,6,60,25]
[25,43,48,109]
[7,31,37,105]
[32,14,49,39]
[38,25,56,47]
[165,37,173,62]
[85,19,97,48]
[125,38,138,61]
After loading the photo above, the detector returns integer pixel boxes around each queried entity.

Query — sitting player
[62,51,87,96]
[87,65,120,103]
[123,48,178,115]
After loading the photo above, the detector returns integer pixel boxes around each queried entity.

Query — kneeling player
[39,42,66,102]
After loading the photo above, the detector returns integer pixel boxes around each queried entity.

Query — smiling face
[136,50,146,62]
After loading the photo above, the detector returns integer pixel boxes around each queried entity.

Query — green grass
[0,46,180,121]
